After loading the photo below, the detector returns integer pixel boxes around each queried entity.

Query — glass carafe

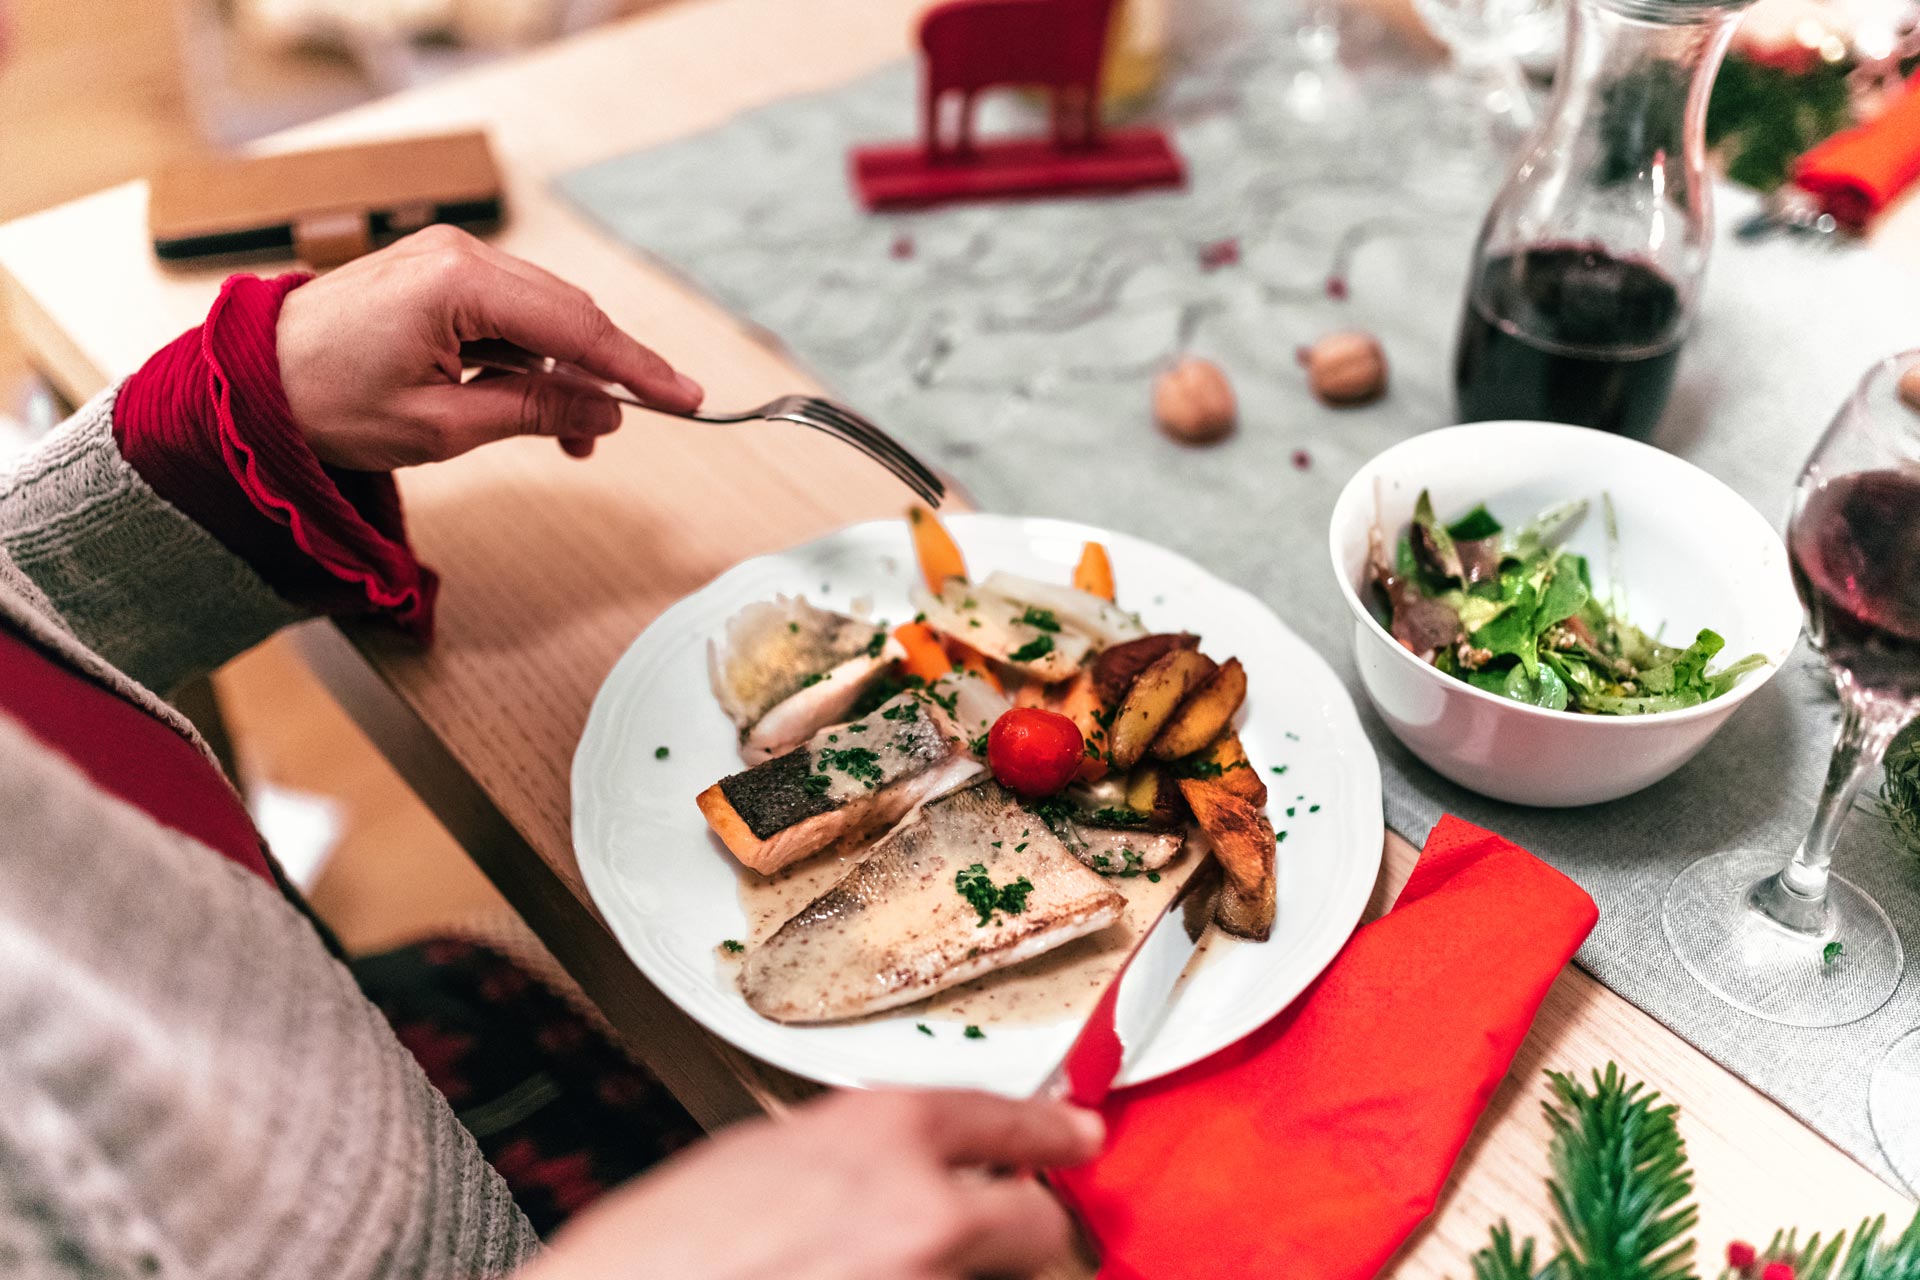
[1451,0,1751,440]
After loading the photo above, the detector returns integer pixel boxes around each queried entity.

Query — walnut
[1899,360,1920,412]
[1302,331,1388,406]
[1153,357,1237,444]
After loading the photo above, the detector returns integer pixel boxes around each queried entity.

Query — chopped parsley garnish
[1009,634,1055,663]
[654,746,670,760]
[1271,765,1289,775]
[865,632,888,657]
[961,596,978,609]
[1085,807,1149,828]
[798,672,827,689]
[924,685,961,717]
[955,863,1036,926]
[1013,842,1028,853]
[1286,807,1296,817]
[1309,804,1321,813]
[881,700,920,722]
[1285,731,1300,741]
[969,618,982,628]
[1276,830,1288,843]
[913,611,927,623]
[721,939,745,953]
[1083,739,1103,759]
[800,774,832,796]
[963,1024,985,1040]
[968,733,989,757]
[1173,756,1248,781]
[1824,940,1845,965]
[847,722,868,733]
[817,746,883,783]
[788,622,799,633]
[1019,606,1061,633]
[917,1023,934,1036]
[1023,795,1077,835]
[1148,872,1161,883]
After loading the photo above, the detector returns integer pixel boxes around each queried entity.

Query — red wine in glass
[1789,467,1920,702]
[1454,243,1684,440]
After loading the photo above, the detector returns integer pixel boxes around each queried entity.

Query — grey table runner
[559,1,1920,1189]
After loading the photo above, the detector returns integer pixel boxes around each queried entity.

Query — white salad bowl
[1328,422,1806,807]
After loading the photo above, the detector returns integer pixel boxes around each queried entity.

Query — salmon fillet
[741,781,1126,1023]
[697,691,979,875]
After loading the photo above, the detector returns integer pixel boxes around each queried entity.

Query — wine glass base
[1872,1028,1920,1195]
[1662,848,1904,1027]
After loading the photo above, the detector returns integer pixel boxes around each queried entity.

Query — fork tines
[789,398,946,507]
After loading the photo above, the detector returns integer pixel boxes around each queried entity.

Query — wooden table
[2,0,1912,1269]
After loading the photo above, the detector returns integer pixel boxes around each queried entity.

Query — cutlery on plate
[459,339,946,506]
[1034,856,1224,1108]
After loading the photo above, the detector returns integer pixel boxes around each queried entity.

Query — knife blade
[1032,856,1223,1108]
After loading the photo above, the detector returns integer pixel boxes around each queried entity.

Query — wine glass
[1662,351,1920,1027]
[1872,1025,1920,1194]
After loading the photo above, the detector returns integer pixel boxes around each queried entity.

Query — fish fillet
[697,691,980,875]
[707,596,902,760]
[741,781,1126,1023]
[1071,826,1187,875]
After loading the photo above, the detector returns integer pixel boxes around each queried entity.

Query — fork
[460,340,945,507]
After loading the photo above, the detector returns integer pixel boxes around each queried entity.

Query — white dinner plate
[572,514,1383,1094]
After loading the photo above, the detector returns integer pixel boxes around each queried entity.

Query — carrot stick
[1073,542,1115,601]
[892,622,952,683]
[944,638,1005,694]
[909,505,968,592]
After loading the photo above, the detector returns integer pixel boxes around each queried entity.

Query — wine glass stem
[1757,691,1904,927]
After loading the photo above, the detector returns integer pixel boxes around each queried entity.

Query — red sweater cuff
[115,273,438,639]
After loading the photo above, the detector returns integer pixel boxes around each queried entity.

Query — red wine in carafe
[1789,468,1920,702]
[1454,245,1685,440]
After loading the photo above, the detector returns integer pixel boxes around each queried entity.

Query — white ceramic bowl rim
[1328,421,1802,731]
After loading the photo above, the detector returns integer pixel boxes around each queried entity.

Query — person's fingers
[559,436,597,459]
[417,374,624,456]
[945,1178,1081,1277]
[909,1092,1106,1170]
[442,254,703,412]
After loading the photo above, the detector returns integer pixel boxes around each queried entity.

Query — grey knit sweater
[0,387,541,1278]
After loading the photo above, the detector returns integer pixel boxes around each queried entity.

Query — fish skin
[698,692,980,875]
[741,781,1125,1023]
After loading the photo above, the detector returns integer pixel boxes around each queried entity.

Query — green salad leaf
[1369,490,1767,718]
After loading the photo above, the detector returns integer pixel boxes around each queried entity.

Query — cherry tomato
[987,707,1085,798]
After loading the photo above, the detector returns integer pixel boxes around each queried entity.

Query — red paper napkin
[1795,71,1920,230]
[1050,816,1598,1280]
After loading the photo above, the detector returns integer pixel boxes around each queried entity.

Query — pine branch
[1471,1221,1546,1280]
[1754,1213,1920,1280]
[1545,1066,1700,1280]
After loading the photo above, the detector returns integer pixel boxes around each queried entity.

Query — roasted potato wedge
[1151,657,1248,760]
[1178,779,1276,941]
[1091,633,1200,704]
[1123,763,1185,829]
[1189,729,1267,806]
[1107,649,1216,770]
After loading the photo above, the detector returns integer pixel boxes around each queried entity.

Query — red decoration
[1728,1241,1758,1270]
[1761,1264,1796,1280]
[1199,237,1240,270]
[850,0,1185,210]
